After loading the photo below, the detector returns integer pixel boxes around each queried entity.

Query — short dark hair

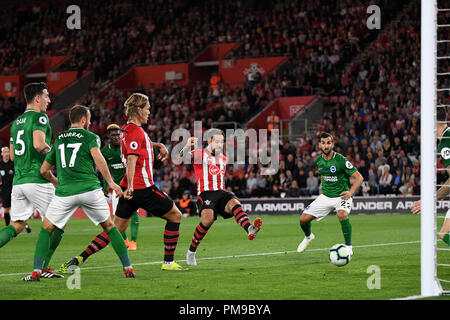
[23,82,48,104]
[437,106,448,122]
[205,128,224,142]
[318,132,334,142]
[69,105,89,124]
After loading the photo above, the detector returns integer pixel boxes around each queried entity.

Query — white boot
[297,233,315,253]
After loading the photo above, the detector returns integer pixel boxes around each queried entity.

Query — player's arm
[178,137,198,158]
[125,154,138,199]
[33,130,51,156]
[90,146,123,199]
[340,170,364,200]
[412,165,450,214]
[9,143,14,162]
[40,160,58,188]
[153,142,169,162]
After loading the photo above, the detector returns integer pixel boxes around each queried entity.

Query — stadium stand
[0,0,422,199]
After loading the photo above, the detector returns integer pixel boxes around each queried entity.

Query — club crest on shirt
[330,165,336,173]
[209,164,221,176]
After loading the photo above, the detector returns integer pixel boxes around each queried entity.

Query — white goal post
[421,0,444,297]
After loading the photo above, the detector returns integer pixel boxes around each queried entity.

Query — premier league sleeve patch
[441,147,450,160]
[130,141,139,150]
[39,116,48,125]
[345,161,354,169]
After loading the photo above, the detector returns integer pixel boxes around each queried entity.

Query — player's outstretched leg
[228,200,262,240]
[297,213,316,253]
[59,231,110,274]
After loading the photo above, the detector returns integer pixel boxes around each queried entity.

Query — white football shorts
[10,183,55,222]
[303,194,353,221]
[45,188,110,229]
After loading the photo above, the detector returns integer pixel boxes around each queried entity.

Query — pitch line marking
[0,240,420,277]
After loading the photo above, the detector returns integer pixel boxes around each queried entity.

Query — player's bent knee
[337,210,349,221]
[164,205,182,223]
[11,220,26,234]
[100,218,115,232]
[201,210,215,227]
[225,198,240,212]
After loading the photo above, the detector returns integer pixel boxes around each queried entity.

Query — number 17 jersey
[45,127,102,197]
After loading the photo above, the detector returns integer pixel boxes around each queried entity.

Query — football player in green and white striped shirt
[297,132,363,256]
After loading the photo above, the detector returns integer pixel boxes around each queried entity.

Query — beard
[321,148,332,156]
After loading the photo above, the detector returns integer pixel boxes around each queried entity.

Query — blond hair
[124,93,149,119]
[107,123,120,131]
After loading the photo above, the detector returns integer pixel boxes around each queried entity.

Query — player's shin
[340,218,352,246]
[80,231,110,262]
[131,213,139,242]
[43,227,64,269]
[106,226,132,269]
[231,204,251,232]
[33,228,52,272]
[189,222,210,252]
[164,221,180,263]
[300,221,312,237]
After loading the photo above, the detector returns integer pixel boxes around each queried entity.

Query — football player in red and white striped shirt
[114,93,185,271]
[179,128,262,266]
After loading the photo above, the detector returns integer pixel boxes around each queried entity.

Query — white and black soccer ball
[329,244,352,267]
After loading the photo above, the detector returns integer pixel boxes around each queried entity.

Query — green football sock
[300,221,311,237]
[43,228,64,269]
[0,225,17,248]
[34,228,52,271]
[107,226,131,268]
[443,233,450,246]
[130,213,139,242]
[340,218,352,246]
[121,231,128,240]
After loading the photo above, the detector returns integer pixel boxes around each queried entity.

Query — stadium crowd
[0,0,427,200]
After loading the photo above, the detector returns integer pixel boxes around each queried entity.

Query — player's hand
[340,191,353,200]
[110,183,123,199]
[411,200,421,215]
[124,187,134,200]
[188,137,198,147]
[156,144,169,162]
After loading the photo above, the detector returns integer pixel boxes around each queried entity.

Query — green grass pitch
[0,214,449,300]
